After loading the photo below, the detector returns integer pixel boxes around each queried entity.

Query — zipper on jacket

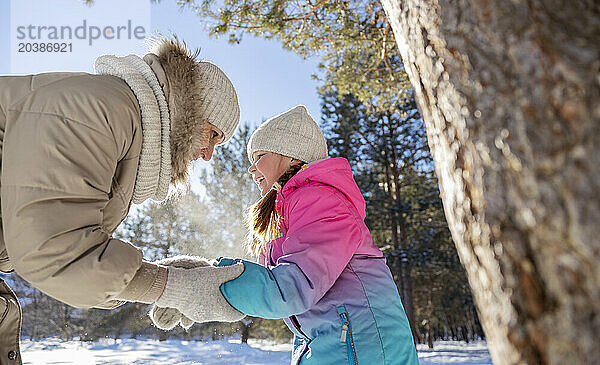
[337,305,358,365]
[340,322,348,342]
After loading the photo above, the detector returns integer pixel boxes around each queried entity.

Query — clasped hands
[149,255,245,330]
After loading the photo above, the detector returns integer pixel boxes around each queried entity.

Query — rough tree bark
[379,1,599,364]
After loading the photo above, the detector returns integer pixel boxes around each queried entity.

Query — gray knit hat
[196,62,240,144]
[248,105,328,163]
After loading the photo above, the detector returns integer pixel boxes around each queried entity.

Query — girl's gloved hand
[155,261,246,325]
[149,255,215,330]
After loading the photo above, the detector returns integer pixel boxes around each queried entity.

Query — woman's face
[192,123,225,161]
[248,151,294,196]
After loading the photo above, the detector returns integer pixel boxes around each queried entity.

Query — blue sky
[0,0,322,130]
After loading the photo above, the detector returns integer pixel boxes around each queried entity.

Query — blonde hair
[245,164,304,256]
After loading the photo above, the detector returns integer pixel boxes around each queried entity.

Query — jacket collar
[149,38,204,189]
[95,54,171,203]
[276,158,367,218]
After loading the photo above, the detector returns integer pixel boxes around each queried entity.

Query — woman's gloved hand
[149,255,215,330]
[154,257,246,326]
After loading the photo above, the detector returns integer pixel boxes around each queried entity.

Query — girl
[217,105,419,364]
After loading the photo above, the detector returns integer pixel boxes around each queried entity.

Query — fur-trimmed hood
[144,38,204,188]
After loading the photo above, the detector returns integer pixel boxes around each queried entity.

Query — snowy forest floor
[20,338,492,364]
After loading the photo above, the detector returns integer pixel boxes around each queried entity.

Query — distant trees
[322,90,481,344]
[9,274,71,341]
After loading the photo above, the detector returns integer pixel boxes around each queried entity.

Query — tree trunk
[380,1,600,364]
[427,327,433,349]
[30,290,38,341]
[158,331,168,341]
[383,145,419,342]
[61,303,71,341]
[461,326,469,344]
[240,323,250,343]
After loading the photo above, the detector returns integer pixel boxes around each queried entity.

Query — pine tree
[171,0,411,109]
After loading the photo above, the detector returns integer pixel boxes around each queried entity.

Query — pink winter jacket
[220,157,418,364]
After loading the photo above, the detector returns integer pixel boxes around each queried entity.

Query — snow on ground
[416,341,492,365]
[21,338,492,364]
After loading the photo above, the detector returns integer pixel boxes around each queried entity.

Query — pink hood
[278,157,366,219]
[266,156,382,271]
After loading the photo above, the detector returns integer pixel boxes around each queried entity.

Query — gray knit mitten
[155,263,246,324]
[149,255,213,330]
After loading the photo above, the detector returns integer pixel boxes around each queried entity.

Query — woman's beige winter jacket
[0,72,146,364]
[0,72,145,306]
[0,39,209,364]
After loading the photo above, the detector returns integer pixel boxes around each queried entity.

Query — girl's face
[248,151,296,196]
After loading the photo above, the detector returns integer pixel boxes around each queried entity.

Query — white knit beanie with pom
[248,105,328,163]
[196,62,240,144]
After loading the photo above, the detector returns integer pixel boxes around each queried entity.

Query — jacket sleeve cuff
[115,261,168,303]
[219,259,310,318]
